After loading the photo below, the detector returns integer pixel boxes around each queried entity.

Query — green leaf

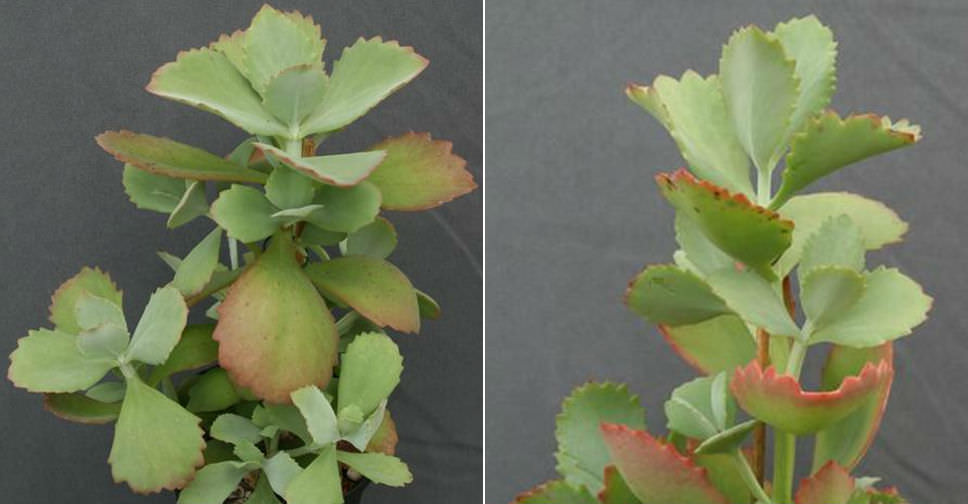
[85,381,126,402]
[692,453,753,504]
[305,256,420,333]
[801,267,865,332]
[214,232,338,403]
[694,420,758,455]
[263,65,328,130]
[599,466,642,504]
[299,223,346,247]
[265,164,316,210]
[210,184,279,243]
[122,165,186,213]
[125,286,188,365]
[665,374,734,441]
[146,48,287,136]
[177,461,252,504]
[263,451,303,495]
[109,375,204,493]
[336,451,412,487]
[172,228,223,296]
[800,215,865,275]
[656,170,793,279]
[337,332,402,419]
[211,413,263,445]
[795,461,856,504]
[340,217,397,259]
[44,392,121,424]
[148,324,218,385]
[97,131,268,184]
[167,181,209,229]
[773,16,837,147]
[673,213,734,277]
[658,315,755,375]
[707,269,800,337]
[243,6,325,95]
[76,324,129,360]
[776,193,908,277]
[367,132,477,210]
[271,204,325,225]
[285,446,342,504]
[49,267,123,335]
[255,142,386,187]
[310,181,382,233]
[772,113,921,207]
[260,404,313,445]
[341,401,388,452]
[626,265,731,326]
[291,385,340,445]
[638,72,752,195]
[626,83,671,128]
[719,25,799,172]
[8,329,115,393]
[809,267,931,347]
[302,37,428,134]
[513,480,598,504]
[234,441,265,464]
[416,288,441,320]
[248,476,283,504]
[74,291,127,332]
[554,383,646,492]
[187,368,241,413]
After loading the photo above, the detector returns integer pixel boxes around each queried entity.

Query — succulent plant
[8,5,475,503]
[513,15,926,504]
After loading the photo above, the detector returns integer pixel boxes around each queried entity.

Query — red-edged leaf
[367,132,477,211]
[44,393,121,424]
[731,360,892,434]
[512,480,597,504]
[600,423,727,504]
[366,410,399,456]
[794,461,854,504]
[813,343,894,471]
[598,465,640,504]
[48,267,123,335]
[657,315,755,375]
[253,142,386,187]
[305,256,419,334]
[214,232,339,403]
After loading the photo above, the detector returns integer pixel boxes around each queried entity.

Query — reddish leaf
[794,461,854,504]
[598,465,640,504]
[366,410,399,456]
[512,480,597,504]
[599,423,727,504]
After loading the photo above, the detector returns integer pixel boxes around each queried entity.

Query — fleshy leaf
[214,232,338,403]
[658,315,755,375]
[599,465,641,504]
[8,329,115,393]
[631,72,752,195]
[707,269,800,337]
[97,131,267,184]
[799,215,865,275]
[263,65,328,129]
[284,446,341,504]
[416,289,442,320]
[731,361,891,434]
[122,165,187,213]
[186,368,240,413]
[795,461,855,504]
[693,420,758,455]
[773,16,838,148]
[338,332,403,419]
[801,267,865,332]
[210,413,263,445]
[673,214,734,276]
[336,451,412,487]
[813,344,894,471]
[808,267,931,347]
[243,6,325,95]
[148,324,217,386]
[719,25,799,172]
[167,180,209,229]
[77,324,129,360]
[109,375,205,493]
[146,48,287,136]
[693,453,754,504]
[263,451,303,495]
[554,383,646,492]
[776,193,908,277]
[600,423,728,504]
[367,132,476,210]
[210,184,279,243]
[254,142,386,187]
[625,264,731,326]
[366,411,399,455]
[301,37,428,134]
[513,480,598,504]
[74,292,127,332]
[176,461,252,504]
[125,286,188,365]
[665,374,734,441]
[265,164,316,210]
[44,392,121,424]
[291,385,340,445]
[656,169,793,278]
[340,217,398,259]
[49,267,123,335]
[772,113,921,207]
[311,181,382,233]
[172,228,223,296]
[305,256,419,333]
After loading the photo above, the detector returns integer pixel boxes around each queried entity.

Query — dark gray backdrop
[487,1,966,503]
[0,1,481,502]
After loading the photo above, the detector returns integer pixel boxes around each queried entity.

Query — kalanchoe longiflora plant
[8,5,475,503]
[514,16,927,504]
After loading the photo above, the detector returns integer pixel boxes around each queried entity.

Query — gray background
[0,1,480,502]
[487,1,966,503]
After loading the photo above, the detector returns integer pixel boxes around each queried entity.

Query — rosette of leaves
[516,15,925,504]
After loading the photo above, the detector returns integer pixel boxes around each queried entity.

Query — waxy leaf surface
[341,217,398,259]
[799,215,865,275]
[122,165,187,213]
[800,267,865,332]
[599,465,641,504]
[626,264,731,326]
[658,315,755,375]
[513,480,597,504]
[263,65,328,129]
[795,461,855,504]
[125,286,188,365]
[311,181,382,233]
[177,461,252,504]
[338,332,403,419]
[284,446,341,504]
[44,392,121,424]
[243,6,325,95]
[172,228,223,296]
[664,374,736,442]
[8,329,115,393]
[148,324,218,385]
[368,132,477,210]
[49,267,123,335]
[336,451,412,487]
[707,269,800,337]
[290,385,339,446]
[210,185,279,243]
[254,142,386,187]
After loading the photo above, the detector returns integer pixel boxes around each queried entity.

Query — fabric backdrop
[0,1,481,502]
[487,1,966,502]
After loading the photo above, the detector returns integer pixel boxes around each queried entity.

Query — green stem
[734,450,773,504]
[756,168,772,206]
[773,339,808,502]
[228,237,239,270]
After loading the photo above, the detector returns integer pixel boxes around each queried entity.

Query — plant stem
[756,168,772,206]
[734,450,773,504]
[752,328,770,484]
[773,339,807,502]
[228,237,239,270]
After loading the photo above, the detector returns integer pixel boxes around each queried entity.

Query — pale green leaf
[693,419,758,455]
[673,214,734,277]
[248,476,283,504]
[8,329,115,393]
[341,401,387,451]
[187,368,241,413]
[271,204,325,225]
[308,181,382,233]
[773,16,837,144]
[85,381,126,403]
[265,164,316,210]
[659,315,756,375]
[74,291,127,332]
[336,451,412,487]
[76,324,129,360]
[626,83,671,128]
[125,286,188,365]
[177,461,251,504]
[340,217,397,259]
[172,228,223,296]
[263,65,328,130]
[368,132,476,210]
[284,446,341,504]
[664,374,735,441]
[148,324,217,386]
[49,267,123,335]
[707,269,800,337]
[210,184,279,243]
[263,452,303,495]
[801,267,865,334]
[211,414,263,446]
[44,392,121,424]
[256,142,386,188]
[338,332,402,419]
[243,6,324,94]
[122,165,186,213]
[167,181,209,229]
[800,215,865,275]
[234,441,265,464]
[261,404,313,445]
[291,385,340,446]
[625,265,731,326]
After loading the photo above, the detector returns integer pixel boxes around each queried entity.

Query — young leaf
[263,65,328,129]
[97,131,268,184]
[291,385,340,445]
[310,181,382,233]
[211,413,263,446]
[600,423,728,504]
[794,461,855,504]
[122,165,187,213]
[146,48,287,136]
[554,383,646,492]
[773,16,838,147]
[172,228,223,296]
[243,6,325,95]
[338,332,403,419]
[210,185,279,243]
[214,232,339,403]
[301,37,428,134]
[76,324,130,360]
[772,113,921,207]
[809,267,931,347]
[416,288,442,320]
[664,374,735,441]
[187,368,241,413]
[265,163,315,210]
[49,267,123,335]
[167,181,209,229]
[707,269,800,337]
[693,420,758,455]
[148,324,217,386]
[801,267,865,332]
[125,286,188,365]
[254,142,386,187]
[719,25,799,172]
[284,446,341,504]
[336,451,412,487]
[262,451,303,495]
[799,215,865,275]
[340,217,398,259]
[109,375,204,493]
[625,265,731,326]
[44,392,121,424]
[658,315,756,375]
[367,132,477,210]
[176,461,252,504]
[673,214,734,277]
[74,291,127,332]
[513,480,598,504]
[306,256,420,333]
[8,329,115,393]
[340,400,388,451]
